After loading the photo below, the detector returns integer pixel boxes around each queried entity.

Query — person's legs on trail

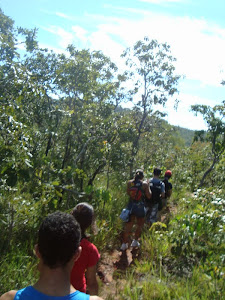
[134,217,145,240]
[123,215,135,243]
[121,215,135,250]
[130,216,145,248]
[157,198,169,222]
[146,203,158,225]
[121,200,146,250]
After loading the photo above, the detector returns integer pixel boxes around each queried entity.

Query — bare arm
[0,290,17,300]
[90,296,104,300]
[161,182,165,198]
[86,265,99,296]
[142,182,151,200]
[126,180,132,196]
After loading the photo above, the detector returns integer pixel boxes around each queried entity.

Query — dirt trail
[97,248,140,299]
[97,203,177,299]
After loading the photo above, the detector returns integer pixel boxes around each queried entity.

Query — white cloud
[55,12,75,21]
[41,10,76,21]
[72,26,88,43]
[39,7,225,130]
[82,10,225,87]
[121,93,208,131]
[89,30,124,63]
[41,25,74,48]
[40,9,225,88]
[162,93,219,130]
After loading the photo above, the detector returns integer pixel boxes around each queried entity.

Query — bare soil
[97,203,177,299]
[97,248,141,299]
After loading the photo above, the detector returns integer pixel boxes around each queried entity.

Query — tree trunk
[129,110,148,178]
[88,162,106,186]
[198,156,218,188]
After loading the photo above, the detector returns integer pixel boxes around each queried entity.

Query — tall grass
[104,189,225,299]
[0,245,38,293]
[1,186,225,299]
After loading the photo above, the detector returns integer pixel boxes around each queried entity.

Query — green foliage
[191,102,225,187]
[110,189,225,299]
[169,189,225,276]
[0,246,38,293]
[174,126,195,146]
[1,9,225,299]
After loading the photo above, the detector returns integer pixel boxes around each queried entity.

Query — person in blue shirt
[0,211,103,300]
[145,168,165,225]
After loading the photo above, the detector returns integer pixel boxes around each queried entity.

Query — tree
[43,46,124,194]
[0,9,38,188]
[191,102,225,187]
[121,37,181,177]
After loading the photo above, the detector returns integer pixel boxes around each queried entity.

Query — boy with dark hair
[157,170,173,221]
[0,211,103,300]
[146,168,165,225]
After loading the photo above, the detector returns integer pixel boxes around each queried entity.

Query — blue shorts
[127,201,146,218]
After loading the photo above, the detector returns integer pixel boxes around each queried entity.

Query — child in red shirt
[70,203,100,295]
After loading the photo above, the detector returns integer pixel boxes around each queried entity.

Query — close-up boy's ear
[34,244,41,258]
[74,246,82,262]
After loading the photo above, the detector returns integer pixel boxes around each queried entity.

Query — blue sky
[1,0,225,130]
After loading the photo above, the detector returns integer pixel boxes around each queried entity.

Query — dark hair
[153,167,161,176]
[135,169,144,180]
[72,202,94,238]
[38,211,81,269]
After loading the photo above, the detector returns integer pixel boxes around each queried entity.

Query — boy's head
[153,167,161,176]
[37,211,81,269]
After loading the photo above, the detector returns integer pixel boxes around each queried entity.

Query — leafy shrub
[169,189,225,278]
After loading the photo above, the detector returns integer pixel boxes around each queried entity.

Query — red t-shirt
[70,238,100,293]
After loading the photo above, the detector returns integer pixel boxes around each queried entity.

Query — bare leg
[134,217,145,240]
[123,215,135,243]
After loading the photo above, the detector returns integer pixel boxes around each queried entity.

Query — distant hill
[116,105,196,146]
[174,126,195,146]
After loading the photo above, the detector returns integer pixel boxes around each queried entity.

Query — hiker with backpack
[163,170,173,204]
[157,170,173,222]
[120,169,151,251]
[145,168,165,225]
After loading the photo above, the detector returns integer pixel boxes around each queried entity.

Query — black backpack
[149,180,162,204]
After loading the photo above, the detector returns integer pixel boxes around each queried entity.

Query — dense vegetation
[0,8,225,299]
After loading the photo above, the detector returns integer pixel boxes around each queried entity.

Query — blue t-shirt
[14,286,90,300]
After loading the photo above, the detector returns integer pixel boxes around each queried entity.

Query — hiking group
[0,168,172,300]
[120,168,172,251]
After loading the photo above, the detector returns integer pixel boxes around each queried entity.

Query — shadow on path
[114,247,141,270]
